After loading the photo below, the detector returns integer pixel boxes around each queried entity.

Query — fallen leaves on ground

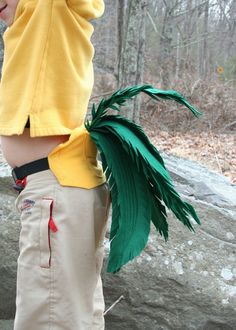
[143,127,236,184]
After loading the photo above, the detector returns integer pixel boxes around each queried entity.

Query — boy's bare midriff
[1,130,69,168]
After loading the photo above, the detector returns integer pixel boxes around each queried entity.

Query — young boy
[0,1,110,329]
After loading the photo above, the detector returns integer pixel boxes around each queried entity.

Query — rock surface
[0,320,13,330]
[0,172,19,320]
[0,156,236,329]
[102,155,236,330]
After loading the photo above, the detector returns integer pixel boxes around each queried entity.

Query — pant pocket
[40,198,58,268]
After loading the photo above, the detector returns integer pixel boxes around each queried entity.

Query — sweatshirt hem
[29,127,73,137]
[0,126,73,137]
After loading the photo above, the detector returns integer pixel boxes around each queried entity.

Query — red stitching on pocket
[48,200,58,233]
[41,198,58,268]
[48,200,57,267]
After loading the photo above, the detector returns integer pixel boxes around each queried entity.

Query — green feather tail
[85,84,201,273]
[85,84,201,131]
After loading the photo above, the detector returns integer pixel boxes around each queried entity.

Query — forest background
[92,0,236,183]
[0,0,235,182]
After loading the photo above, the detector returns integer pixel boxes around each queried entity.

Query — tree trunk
[0,22,6,78]
[202,0,209,78]
[116,0,126,82]
[158,2,174,89]
[197,0,203,78]
[117,0,146,122]
[183,0,193,73]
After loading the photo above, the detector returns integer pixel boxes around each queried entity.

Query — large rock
[163,154,236,207]
[103,201,236,329]
[103,155,236,330]
[0,171,19,319]
[0,320,13,330]
[0,157,236,329]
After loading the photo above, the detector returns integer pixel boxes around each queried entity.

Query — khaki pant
[14,170,110,330]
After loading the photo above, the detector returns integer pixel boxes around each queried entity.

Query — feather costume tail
[85,84,201,273]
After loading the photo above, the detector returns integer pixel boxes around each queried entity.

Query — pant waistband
[12,158,50,183]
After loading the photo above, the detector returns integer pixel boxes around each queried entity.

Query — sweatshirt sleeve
[67,0,105,20]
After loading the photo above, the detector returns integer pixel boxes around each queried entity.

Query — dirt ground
[144,128,236,185]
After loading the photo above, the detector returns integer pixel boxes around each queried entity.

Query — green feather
[150,192,168,240]
[93,118,200,228]
[85,84,202,131]
[85,84,201,273]
[92,132,152,273]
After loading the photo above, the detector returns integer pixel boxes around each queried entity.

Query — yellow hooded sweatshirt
[0,0,106,188]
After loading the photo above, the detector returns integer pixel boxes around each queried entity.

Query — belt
[12,157,50,183]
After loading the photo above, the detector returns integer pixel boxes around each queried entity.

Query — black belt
[12,157,50,183]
